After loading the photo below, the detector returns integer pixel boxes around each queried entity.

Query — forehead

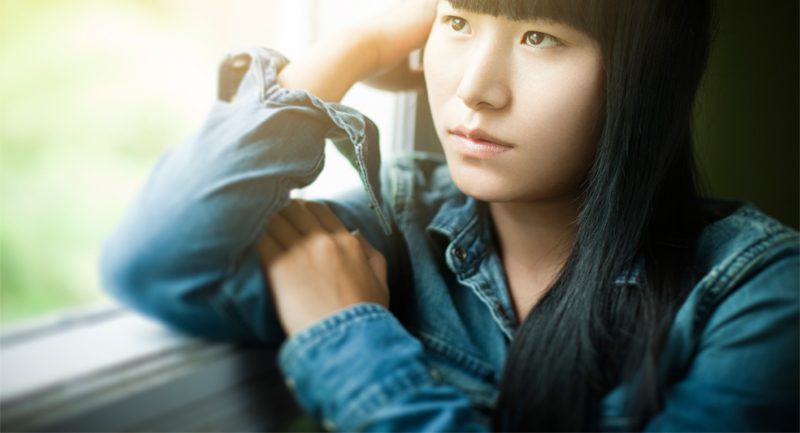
[443,0,600,36]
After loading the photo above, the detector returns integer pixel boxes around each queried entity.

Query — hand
[277,0,437,100]
[363,0,437,84]
[256,200,388,336]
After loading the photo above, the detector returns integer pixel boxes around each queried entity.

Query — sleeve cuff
[218,46,391,236]
[277,303,438,431]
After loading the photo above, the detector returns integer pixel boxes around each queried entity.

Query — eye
[522,31,560,48]
[443,15,471,33]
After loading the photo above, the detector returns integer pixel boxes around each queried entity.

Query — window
[0,0,415,329]
[1,1,419,428]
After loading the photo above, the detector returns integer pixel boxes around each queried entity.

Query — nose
[456,42,511,111]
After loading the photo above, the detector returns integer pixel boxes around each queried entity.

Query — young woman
[101,0,799,430]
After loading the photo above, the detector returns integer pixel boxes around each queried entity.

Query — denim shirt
[100,47,800,432]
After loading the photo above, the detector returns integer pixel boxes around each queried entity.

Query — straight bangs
[445,0,606,40]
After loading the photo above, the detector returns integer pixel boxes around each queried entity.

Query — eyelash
[441,15,562,49]
[521,31,560,48]
[442,15,469,33]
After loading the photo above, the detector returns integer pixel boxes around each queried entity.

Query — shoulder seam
[691,230,798,342]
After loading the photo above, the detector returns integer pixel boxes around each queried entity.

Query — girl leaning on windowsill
[101,0,799,430]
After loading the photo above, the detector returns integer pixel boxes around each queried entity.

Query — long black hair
[445,0,714,430]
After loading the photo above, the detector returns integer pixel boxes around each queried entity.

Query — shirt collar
[426,193,491,274]
[425,192,642,286]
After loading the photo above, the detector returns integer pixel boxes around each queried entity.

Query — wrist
[277,27,379,102]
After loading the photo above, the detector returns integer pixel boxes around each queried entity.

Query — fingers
[266,200,327,249]
[265,199,350,250]
[256,233,283,264]
[266,197,383,266]
[352,230,377,257]
[278,200,326,235]
[304,201,349,234]
[265,212,301,249]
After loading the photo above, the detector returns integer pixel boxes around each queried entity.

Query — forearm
[278,27,377,103]
[100,47,377,342]
[277,0,436,101]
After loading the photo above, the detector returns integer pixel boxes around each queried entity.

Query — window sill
[0,302,314,432]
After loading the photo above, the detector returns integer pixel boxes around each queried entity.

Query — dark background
[694,0,799,228]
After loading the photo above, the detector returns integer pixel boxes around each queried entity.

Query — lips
[448,126,514,159]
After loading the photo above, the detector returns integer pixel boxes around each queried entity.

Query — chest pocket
[416,330,499,410]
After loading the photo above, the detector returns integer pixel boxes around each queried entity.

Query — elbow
[99,230,158,310]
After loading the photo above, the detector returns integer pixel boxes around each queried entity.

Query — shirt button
[452,246,467,261]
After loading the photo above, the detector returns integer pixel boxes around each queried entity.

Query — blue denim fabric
[100,47,800,431]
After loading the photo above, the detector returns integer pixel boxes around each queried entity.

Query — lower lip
[449,133,513,158]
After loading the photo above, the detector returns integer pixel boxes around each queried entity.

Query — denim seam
[458,215,487,272]
[416,330,495,379]
[446,214,482,272]
[352,131,392,235]
[280,304,392,364]
[340,365,435,431]
[476,272,516,335]
[309,102,391,235]
[691,230,798,342]
[481,253,519,327]
[460,277,515,341]
[247,45,390,235]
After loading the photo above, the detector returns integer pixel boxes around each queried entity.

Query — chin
[443,153,512,200]
[449,168,520,203]
[449,163,580,204]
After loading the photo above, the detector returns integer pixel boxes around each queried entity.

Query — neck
[489,195,581,315]
[489,196,580,264]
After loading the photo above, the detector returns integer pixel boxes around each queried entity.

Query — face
[423,1,605,204]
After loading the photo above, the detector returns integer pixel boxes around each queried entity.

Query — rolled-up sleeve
[100,47,388,344]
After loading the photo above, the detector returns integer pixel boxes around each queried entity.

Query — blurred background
[1,0,797,329]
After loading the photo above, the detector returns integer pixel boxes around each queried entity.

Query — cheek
[423,50,456,144]
[522,64,603,154]
[528,63,602,131]
[504,66,604,195]
[423,34,467,101]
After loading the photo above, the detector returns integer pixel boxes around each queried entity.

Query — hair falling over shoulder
[484,0,716,430]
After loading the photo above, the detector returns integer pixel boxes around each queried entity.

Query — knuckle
[304,200,326,212]
[309,233,338,254]
[281,198,304,215]
[339,233,361,251]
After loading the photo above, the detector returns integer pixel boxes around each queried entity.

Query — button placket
[494,301,513,326]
